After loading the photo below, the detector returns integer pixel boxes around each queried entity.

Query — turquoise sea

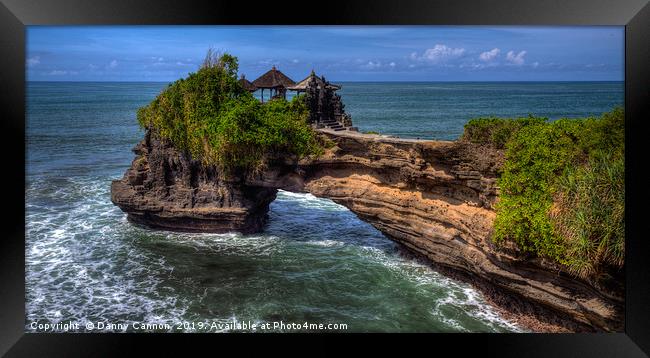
[25,81,623,332]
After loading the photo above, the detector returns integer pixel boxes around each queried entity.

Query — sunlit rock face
[111,129,623,333]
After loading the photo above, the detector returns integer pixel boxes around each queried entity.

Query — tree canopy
[137,51,321,172]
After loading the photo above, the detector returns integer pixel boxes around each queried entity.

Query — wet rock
[111,129,623,332]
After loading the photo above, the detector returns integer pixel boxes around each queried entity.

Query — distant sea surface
[26,81,622,332]
[337,81,623,139]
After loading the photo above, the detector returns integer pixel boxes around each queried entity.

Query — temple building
[251,66,295,102]
[241,67,356,132]
[288,70,354,132]
[287,69,341,93]
[238,74,257,93]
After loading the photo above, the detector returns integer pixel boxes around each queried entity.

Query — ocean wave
[354,243,522,332]
[25,174,520,333]
[275,190,349,211]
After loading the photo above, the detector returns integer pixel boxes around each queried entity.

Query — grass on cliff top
[136,50,322,172]
[461,108,624,282]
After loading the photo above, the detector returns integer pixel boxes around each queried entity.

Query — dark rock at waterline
[111,128,623,333]
[111,130,277,233]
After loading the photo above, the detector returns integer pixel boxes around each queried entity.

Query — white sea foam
[276,189,522,332]
[26,175,190,332]
[25,174,521,333]
[276,190,348,211]
[306,239,346,248]
[355,241,523,332]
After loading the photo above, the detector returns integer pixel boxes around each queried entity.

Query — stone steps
[322,119,346,131]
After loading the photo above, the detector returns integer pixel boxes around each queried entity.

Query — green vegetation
[461,115,546,149]
[364,130,380,135]
[137,50,321,172]
[462,108,625,281]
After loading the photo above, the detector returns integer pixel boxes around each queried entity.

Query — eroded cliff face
[111,129,623,332]
[111,130,277,234]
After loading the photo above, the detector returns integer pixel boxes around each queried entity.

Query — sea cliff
[111,128,623,332]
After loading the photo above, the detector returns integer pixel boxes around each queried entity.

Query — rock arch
[111,129,622,332]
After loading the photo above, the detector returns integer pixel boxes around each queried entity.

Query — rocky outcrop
[111,130,277,233]
[111,128,624,332]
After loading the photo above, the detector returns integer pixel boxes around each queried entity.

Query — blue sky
[26,26,624,82]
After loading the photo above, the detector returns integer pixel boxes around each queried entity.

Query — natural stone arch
[111,129,623,332]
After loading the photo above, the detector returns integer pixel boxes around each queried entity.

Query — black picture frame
[1,0,648,356]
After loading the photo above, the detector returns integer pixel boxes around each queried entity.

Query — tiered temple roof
[251,66,295,89]
[286,70,352,131]
[288,70,341,92]
[238,74,257,92]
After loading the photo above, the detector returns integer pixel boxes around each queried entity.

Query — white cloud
[461,63,484,69]
[27,56,40,67]
[532,61,539,68]
[479,48,500,62]
[389,62,396,67]
[292,59,299,64]
[411,44,466,63]
[506,50,526,65]
[257,59,276,66]
[48,70,78,76]
[362,61,382,70]
[108,60,118,68]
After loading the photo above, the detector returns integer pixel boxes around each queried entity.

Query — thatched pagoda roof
[238,74,257,92]
[287,70,341,91]
[251,66,295,89]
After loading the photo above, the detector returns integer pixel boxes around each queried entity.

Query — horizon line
[27,79,625,83]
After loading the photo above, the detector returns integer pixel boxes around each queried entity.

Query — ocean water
[25,81,623,332]
[338,82,623,139]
